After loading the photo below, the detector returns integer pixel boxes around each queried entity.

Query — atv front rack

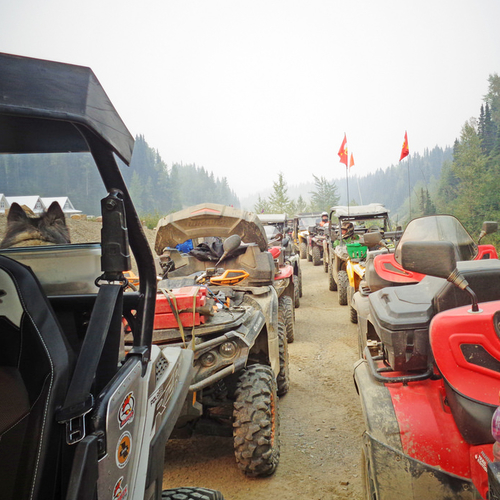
[363,346,434,385]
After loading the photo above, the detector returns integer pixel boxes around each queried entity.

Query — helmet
[321,212,328,217]
[341,221,354,239]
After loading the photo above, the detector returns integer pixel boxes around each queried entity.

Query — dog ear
[45,202,66,224]
[7,203,29,223]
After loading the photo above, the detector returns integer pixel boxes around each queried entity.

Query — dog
[0,202,70,248]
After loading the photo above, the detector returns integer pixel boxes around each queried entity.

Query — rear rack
[363,346,434,385]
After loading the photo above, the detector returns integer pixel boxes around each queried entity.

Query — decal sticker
[116,431,132,469]
[474,451,490,472]
[150,362,180,434]
[112,477,129,500]
[118,391,135,429]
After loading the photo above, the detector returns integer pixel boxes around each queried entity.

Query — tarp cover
[331,203,389,218]
[155,203,269,254]
[0,52,134,164]
[257,214,287,225]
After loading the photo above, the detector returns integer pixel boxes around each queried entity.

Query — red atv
[354,215,500,499]
[354,216,498,358]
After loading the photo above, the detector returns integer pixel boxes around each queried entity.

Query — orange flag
[400,131,409,161]
[349,153,355,168]
[338,134,348,166]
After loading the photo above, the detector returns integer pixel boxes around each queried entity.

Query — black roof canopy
[0,52,134,164]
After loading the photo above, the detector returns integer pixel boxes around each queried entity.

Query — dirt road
[162,260,365,499]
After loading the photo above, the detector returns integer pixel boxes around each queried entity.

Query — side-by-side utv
[0,52,223,500]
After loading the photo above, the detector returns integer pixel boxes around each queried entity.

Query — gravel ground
[161,261,365,500]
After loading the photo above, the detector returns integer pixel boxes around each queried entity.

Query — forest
[255,73,500,242]
[1,74,500,240]
[0,135,239,220]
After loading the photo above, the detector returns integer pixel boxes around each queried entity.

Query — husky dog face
[0,202,71,248]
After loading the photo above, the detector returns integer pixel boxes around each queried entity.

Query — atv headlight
[219,341,237,359]
[200,351,217,367]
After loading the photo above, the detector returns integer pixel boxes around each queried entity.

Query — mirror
[215,234,242,265]
[223,233,242,253]
[478,221,498,244]
[401,241,457,279]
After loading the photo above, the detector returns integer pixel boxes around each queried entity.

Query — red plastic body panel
[388,377,475,476]
[430,302,500,405]
[274,264,293,280]
[380,362,494,498]
[376,300,500,498]
[477,244,498,260]
[373,253,426,284]
[269,247,281,259]
[373,244,498,285]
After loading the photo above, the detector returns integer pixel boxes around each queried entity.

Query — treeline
[0,134,239,217]
[255,173,340,214]
[350,146,452,220]
[435,74,500,240]
[122,135,239,216]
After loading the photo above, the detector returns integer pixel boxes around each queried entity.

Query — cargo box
[368,280,437,372]
[154,286,208,330]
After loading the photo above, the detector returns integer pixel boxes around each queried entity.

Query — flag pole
[346,165,350,215]
[407,155,411,220]
[399,131,410,221]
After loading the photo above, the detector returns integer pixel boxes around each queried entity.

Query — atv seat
[0,255,72,500]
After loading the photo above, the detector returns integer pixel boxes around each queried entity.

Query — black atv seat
[0,255,72,500]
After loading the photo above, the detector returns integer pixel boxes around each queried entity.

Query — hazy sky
[2,0,500,198]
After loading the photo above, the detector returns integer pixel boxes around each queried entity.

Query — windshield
[394,215,478,263]
[264,225,280,240]
[299,217,320,229]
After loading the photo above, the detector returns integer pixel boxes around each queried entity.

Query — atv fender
[353,292,371,345]
[354,360,479,499]
[242,286,280,377]
[346,260,362,289]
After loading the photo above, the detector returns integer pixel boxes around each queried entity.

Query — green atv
[326,204,392,317]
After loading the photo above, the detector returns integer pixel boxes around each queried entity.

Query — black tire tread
[233,365,280,477]
[278,295,295,343]
[293,274,300,308]
[312,245,321,266]
[162,487,225,500]
[328,257,337,291]
[338,270,348,306]
[277,320,290,396]
[299,241,307,259]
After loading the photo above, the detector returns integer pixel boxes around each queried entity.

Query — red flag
[400,131,409,161]
[338,134,348,166]
[349,153,355,168]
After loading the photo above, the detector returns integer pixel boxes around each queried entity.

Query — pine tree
[450,119,487,230]
[254,195,270,214]
[267,173,292,213]
[295,195,308,213]
[309,175,340,212]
